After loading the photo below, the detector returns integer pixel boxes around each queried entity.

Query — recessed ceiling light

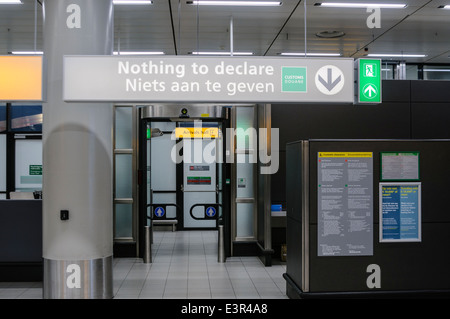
[190,51,254,55]
[316,31,345,38]
[113,51,164,55]
[0,0,22,3]
[315,2,407,9]
[367,54,427,58]
[113,0,153,4]
[187,1,282,6]
[280,52,341,57]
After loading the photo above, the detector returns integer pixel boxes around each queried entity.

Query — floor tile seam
[0,289,27,299]
[244,260,286,296]
[241,260,263,298]
[144,231,172,299]
[162,232,189,299]
[120,265,148,296]
[200,231,214,299]
[207,263,233,286]
[222,257,242,298]
[120,261,159,297]
[114,259,137,295]
[185,232,210,298]
[139,257,155,290]
[166,233,189,299]
[16,287,36,299]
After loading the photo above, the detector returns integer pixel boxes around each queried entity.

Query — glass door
[15,138,42,193]
[180,122,222,229]
[148,121,178,226]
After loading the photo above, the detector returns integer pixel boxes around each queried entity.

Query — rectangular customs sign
[63,56,354,103]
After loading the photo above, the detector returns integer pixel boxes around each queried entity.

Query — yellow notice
[319,152,372,158]
[175,127,219,138]
[0,56,43,101]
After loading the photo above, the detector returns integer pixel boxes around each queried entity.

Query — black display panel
[286,140,450,296]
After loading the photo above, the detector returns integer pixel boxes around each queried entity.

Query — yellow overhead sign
[175,127,220,139]
[0,56,43,101]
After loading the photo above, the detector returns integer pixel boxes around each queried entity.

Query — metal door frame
[137,104,231,260]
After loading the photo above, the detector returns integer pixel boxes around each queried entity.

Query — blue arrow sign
[154,206,165,217]
[206,206,216,218]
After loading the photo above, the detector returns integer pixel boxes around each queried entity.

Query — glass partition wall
[113,105,138,249]
[232,105,257,243]
[0,104,42,199]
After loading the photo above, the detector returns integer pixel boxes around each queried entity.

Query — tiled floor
[0,230,288,299]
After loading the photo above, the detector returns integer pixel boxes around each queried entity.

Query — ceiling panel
[267,1,431,56]
[171,0,300,55]
[0,0,449,64]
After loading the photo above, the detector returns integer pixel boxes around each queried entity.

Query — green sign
[281,67,307,92]
[29,165,42,176]
[358,59,381,103]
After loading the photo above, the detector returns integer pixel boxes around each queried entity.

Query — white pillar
[42,0,114,299]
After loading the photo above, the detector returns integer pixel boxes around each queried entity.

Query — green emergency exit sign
[29,165,42,175]
[358,59,382,103]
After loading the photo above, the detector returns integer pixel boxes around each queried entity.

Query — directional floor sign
[358,58,382,103]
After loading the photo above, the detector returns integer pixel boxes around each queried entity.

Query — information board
[380,182,421,242]
[317,152,373,256]
[381,152,420,181]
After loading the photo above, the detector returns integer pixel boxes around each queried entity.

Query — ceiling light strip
[11,51,43,55]
[114,51,164,55]
[113,0,153,5]
[423,69,450,72]
[280,52,341,56]
[0,0,22,3]
[367,54,427,58]
[191,51,253,55]
[187,1,282,6]
[316,2,406,9]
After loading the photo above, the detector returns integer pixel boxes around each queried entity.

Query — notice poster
[317,152,373,256]
[381,152,420,181]
[380,183,421,242]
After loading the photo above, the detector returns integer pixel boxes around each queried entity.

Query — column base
[43,256,113,299]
